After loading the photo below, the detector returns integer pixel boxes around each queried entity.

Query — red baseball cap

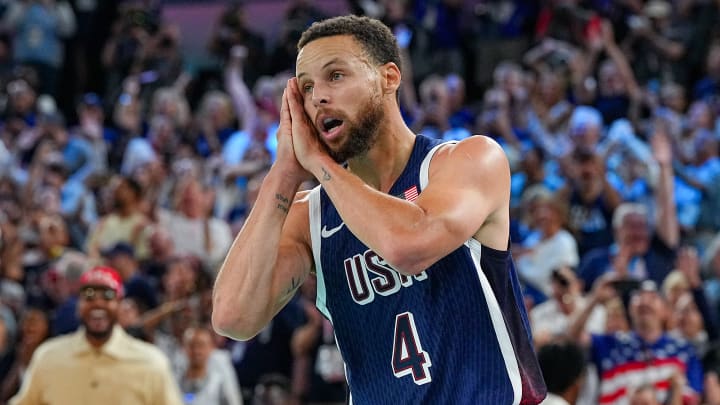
[79,266,124,298]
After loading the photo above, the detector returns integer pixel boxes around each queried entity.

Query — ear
[379,62,402,95]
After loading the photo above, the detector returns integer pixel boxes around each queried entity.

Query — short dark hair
[537,340,586,395]
[297,15,401,73]
[120,176,143,198]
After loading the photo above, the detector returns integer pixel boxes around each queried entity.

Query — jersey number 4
[392,312,432,385]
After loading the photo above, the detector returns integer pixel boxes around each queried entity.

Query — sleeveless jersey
[307,135,547,404]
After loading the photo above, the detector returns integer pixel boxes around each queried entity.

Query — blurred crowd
[0,0,720,404]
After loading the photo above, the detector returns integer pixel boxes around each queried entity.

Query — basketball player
[212,15,546,404]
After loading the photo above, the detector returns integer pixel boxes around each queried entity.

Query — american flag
[404,185,419,202]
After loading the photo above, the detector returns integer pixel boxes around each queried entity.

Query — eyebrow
[297,58,346,80]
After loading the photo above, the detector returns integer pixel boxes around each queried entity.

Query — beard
[82,322,115,340]
[324,92,384,163]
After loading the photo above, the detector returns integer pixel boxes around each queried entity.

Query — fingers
[280,88,289,122]
[286,78,304,120]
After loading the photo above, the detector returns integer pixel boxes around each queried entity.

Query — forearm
[568,295,599,342]
[212,169,303,339]
[655,162,679,248]
[605,43,641,98]
[309,157,436,274]
[224,64,257,133]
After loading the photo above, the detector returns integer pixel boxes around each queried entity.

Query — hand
[286,78,330,173]
[601,19,616,46]
[591,275,618,304]
[274,84,312,184]
[651,121,673,166]
[611,244,633,278]
[122,75,140,96]
[676,246,701,288]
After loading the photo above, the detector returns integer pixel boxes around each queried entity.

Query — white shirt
[517,229,579,296]
[157,209,233,273]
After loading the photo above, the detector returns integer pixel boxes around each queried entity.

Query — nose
[311,83,329,107]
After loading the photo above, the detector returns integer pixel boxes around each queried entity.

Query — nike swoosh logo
[321,223,345,238]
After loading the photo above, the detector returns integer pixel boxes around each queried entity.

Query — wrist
[310,154,340,183]
[268,163,306,188]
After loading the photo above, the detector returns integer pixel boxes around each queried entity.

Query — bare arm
[651,125,679,248]
[212,90,313,341]
[568,276,615,342]
[286,77,509,275]
[224,52,258,134]
[602,21,642,101]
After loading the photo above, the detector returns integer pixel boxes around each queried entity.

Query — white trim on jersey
[466,238,522,405]
[308,186,332,322]
[309,185,355,400]
[419,140,456,191]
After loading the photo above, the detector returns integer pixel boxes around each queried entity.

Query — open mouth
[319,117,345,140]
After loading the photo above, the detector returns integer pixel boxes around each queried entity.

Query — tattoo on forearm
[285,277,300,296]
[275,193,290,214]
[321,167,331,181]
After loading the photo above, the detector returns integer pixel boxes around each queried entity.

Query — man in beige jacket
[10,266,183,405]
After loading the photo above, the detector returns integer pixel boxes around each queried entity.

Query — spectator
[537,339,587,405]
[291,276,346,405]
[102,242,158,311]
[9,266,183,404]
[47,249,89,335]
[621,0,692,86]
[86,175,152,260]
[530,266,606,346]
[515,192,579,298]
[0,308,49,401]
[157,177,232,272]
[704,234,720,313]
[2,0,76,97]
[207,1,266,88]
[578,129,678,289]
[560,147,621,256]
[179,326,243,405]
[569,277,703,404]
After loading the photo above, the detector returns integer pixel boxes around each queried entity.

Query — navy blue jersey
[307,135,546,404]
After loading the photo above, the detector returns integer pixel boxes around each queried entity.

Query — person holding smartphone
[568,276,703,404]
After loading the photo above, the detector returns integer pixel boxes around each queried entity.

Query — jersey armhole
[307,186,333,322]
[418,141,457,191]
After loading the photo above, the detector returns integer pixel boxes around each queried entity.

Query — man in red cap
[10,266,183,405]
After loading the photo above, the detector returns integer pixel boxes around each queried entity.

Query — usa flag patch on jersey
[403,185,419,202]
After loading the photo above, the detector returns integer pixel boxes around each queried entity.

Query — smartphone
[610,279,641,296]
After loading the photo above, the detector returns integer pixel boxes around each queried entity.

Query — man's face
[618,213,650,255]
[113,179,137,208]
[629,290,666,330]
[78,286,119,340]
[185,329,214,368]
[296,35,386,163]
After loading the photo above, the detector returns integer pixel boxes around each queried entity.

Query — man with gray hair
[577,129,678,290]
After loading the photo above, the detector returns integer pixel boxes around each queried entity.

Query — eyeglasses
[81,287,117,301]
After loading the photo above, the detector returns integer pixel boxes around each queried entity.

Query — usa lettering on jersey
[343,249,427,305]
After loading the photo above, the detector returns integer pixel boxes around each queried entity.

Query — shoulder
[122,334,173,368]
[430,135,510,184]
[32,333,77,360]
[555,230,579,245]
[434,135,508,166]
[25,333,80,372]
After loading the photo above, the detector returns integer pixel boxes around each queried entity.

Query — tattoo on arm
[285,277,300,296]
[275,193,290,214]
[321,167,331,181]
